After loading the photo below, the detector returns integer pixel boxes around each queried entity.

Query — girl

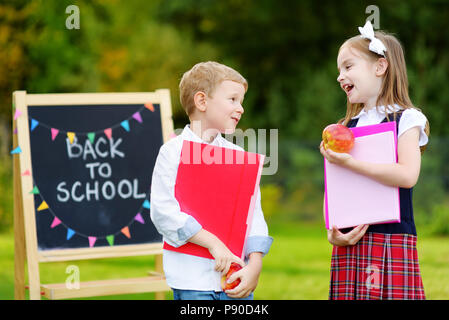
[320,21,429,300]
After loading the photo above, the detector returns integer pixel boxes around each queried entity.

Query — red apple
[322,124,355,153]
[221,262,242,291]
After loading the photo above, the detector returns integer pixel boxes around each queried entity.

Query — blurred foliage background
[1,0,449,236]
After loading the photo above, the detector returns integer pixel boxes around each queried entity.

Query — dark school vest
[344,112,417,235]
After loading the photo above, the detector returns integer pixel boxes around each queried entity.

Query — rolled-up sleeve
[177,215,202,243]
[245,188,273,257]
[150,142,202,247]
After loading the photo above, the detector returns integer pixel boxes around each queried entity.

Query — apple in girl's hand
[322,124,355,153]
[221,262,242,291]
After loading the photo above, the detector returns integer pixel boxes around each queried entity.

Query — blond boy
[150,61,273,300]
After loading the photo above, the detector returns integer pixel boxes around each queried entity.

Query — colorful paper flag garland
[26,102,156,144]
[30,179,152,248]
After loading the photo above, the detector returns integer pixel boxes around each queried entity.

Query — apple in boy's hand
[221,262,242,291]
[322,124,355,153]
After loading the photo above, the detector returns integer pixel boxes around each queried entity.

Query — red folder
[163,140,264,260]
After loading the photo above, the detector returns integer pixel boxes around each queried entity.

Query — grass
[1,221,448,300]
[257,222,332,299]
[259,222,449,299]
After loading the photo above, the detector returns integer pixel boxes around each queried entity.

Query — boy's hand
[225,252,262,299]
[187,229,244,274]
[327,224,368,246]
[209,239,245,274]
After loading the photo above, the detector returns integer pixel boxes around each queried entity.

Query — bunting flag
[51,128,59,141]
[132,112,142,123]
[106,235,114,246]
[88,236,97,248]
[134,213,145,224]
[13,127,17,134]
[30,184,151,246]
[51,217,62,228]
[120,120,130,132]
[144,103,155,112]
[30,119,39,131]
[21,169,31,176]
[37,200,49,211]
[67,228,75,240]
[10,146,22,154]
[14,109,22,120]
[143,200,151,209]
[87,132,95,144]
[121,226,131,239]
[30,186,40,194]
[67,132,76,144]
[104,128,112,140]
[27,102,156,143]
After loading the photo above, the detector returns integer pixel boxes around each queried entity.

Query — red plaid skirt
[329,232,425,300]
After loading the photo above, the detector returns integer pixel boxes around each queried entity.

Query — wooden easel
[13,90,174,300]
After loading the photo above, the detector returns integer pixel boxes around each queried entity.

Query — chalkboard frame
[14,90,174,264]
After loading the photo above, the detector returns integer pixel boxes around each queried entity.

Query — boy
[150,61,273,300]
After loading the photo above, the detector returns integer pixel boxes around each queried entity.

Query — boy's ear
[375,58,388,76]
[193,91,207,112]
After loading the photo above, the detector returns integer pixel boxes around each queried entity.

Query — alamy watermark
[366,5,380,29]
[366,264,380,290]
[174,121,278,175]
[66,5,80,30]
[65,265,80,290]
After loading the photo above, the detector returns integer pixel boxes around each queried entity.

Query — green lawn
[259,222,449,299]
[1,222,448,300]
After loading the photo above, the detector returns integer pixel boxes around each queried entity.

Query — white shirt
[150,125,273,291]
[352,104,429,146]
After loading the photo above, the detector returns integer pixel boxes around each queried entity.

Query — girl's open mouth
[343,84,354,95]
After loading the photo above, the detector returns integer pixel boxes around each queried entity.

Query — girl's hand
[320,141,353,167]
[327,224,369,246]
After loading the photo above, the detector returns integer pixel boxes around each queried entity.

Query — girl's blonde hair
[179,61,248,116]
[338,30,430,152]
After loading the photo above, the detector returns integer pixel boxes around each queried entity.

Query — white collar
[181,124,223,145]
[351,104,403,119]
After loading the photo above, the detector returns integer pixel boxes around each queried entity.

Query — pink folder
[163,140,265,260]
[324,121,401,229]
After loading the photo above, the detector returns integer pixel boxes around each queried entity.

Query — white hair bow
[358,20,387,57]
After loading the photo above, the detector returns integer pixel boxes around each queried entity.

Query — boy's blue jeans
[172,289,254,300]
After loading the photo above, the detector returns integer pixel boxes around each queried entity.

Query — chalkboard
[28,103,165,250]
[13,91,174,261]
[13,91,174,299]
